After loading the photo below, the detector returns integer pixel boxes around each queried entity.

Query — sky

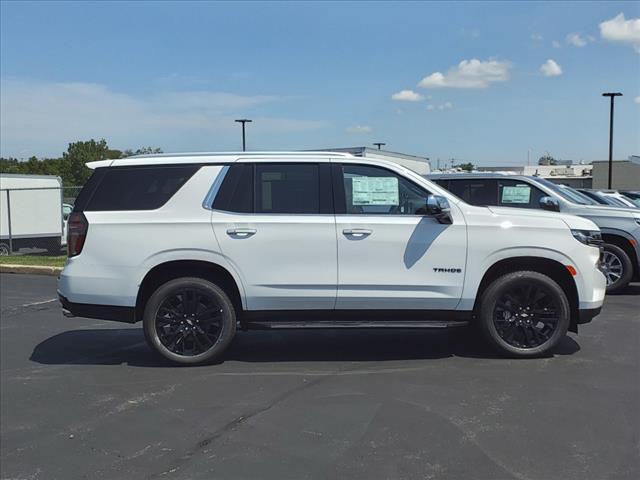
[1,0,639,166]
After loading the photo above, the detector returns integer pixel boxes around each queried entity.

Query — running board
[240,320,469,330]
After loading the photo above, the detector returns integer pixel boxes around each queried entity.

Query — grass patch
[0,255,67,268]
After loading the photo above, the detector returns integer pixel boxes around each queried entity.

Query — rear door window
[255,164,320,214]
[212,164,253,213]
[447,179,498,206]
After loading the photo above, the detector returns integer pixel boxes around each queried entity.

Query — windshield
[533,178,595,205]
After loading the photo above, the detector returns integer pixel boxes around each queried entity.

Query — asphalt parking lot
[1,273,639,480]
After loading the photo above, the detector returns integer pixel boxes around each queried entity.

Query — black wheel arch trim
[472,257,581,333]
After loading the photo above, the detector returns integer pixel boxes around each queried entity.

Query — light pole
[373,142,386,150]
[235,119,252,151]
[601,92,622,189]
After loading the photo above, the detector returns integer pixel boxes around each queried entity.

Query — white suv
[58,152,606,364]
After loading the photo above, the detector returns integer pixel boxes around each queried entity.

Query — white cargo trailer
[0,174,64,255]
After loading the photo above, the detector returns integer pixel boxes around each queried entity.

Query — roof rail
[126,151,354,159]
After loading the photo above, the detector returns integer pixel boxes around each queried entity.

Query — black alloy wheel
[155,289,223,356]
[493,283,560,349]
[143,277,236,364]
[479,271,570,357]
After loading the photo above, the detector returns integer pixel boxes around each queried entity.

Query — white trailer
[0,174,64,255]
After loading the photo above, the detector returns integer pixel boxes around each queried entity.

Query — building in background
[476,164,593,188]
[316,147,431,174]
[591,157,640,190]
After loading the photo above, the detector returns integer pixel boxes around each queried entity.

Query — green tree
[121,147,164,157]
[60,139,111,185]
[453,162,475,172]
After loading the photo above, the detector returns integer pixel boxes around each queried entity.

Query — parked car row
[428,173,640,293]
[58,151,613,364]
[575,188,640,208]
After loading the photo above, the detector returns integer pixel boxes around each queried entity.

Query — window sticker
[352,177,399,205]
[501,185,531,204]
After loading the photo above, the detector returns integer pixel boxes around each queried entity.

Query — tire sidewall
[602,243,633,294]
[480,271,570,357]
[143,277,236,365]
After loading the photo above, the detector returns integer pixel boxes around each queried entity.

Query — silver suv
[429,173,640,293]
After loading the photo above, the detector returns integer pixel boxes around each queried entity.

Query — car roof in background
[425,172,533,180]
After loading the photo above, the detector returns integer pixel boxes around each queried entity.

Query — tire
[0,243,9,256]
[143,277,237,365]
[479,271,570,358]
[601,243,633,294]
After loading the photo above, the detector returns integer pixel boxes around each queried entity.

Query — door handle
[342,228,372,237]
[227,228,257,237]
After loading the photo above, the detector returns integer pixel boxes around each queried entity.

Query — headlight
[571,229,603,246]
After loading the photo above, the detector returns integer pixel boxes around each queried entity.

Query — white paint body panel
[211,212,337,309]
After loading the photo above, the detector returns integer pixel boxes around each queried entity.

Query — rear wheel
[143,277,236,365]
[601,243,633,294]
[479,271,570,357]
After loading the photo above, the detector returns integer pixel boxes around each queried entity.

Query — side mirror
[539,196,560,212]
[426,195,452,224]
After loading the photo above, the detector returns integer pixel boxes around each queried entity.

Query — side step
[240,320,469,330]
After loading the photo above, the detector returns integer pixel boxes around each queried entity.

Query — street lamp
[602,92,622,189]
[235,119,252,151]
[373,142,386,150]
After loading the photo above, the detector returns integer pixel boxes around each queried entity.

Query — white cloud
[418,58,511,89]
[635,96,640,104]
[391,89,424,102]
[540,59,563,77]
[599,13,640,53]
[427,102,453,111]
[0,79,326,157]
[459,28,480,39]
[346,125,372,134]
[566,33,593,47]
[531,33,544,41]
[552,40,562,48]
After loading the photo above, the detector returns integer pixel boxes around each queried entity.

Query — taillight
[67,212,88,257]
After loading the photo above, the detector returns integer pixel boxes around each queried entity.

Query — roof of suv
[426,172,529,180]
[87,151,355,169]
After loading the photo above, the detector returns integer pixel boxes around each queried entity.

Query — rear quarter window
[83,165,199,211]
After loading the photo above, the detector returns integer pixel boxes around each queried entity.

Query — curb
[0,264,63,276]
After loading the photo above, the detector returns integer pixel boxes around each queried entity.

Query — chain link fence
[0,185,83,256]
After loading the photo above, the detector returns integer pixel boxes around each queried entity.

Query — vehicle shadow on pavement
[29,327,581,367]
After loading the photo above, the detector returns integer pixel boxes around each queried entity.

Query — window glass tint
[85,166,199,211]
[448,179,497,205]
[212,164,253,213]
[255,164,319,214]
[342,165,429,215]
[535,178,594,205]
[498,179,545,209]
[72,168,106,212]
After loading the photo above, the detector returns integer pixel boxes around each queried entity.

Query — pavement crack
[146,373,330,479]
[1,299,58,318]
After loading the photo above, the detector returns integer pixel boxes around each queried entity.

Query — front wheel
[479,271,570,357]
[143,277,237,365]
